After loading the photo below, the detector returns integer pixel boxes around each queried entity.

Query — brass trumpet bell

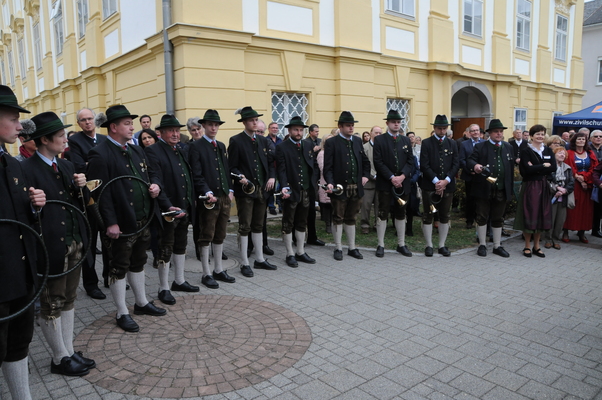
[486,176,497,184]
[332,184,344,196]
[430,204,438,214]
[198,195,216,210]
[86,179,102,192]
[242,181,256,195]
[396,197,407,207]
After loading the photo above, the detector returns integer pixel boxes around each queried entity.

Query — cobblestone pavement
[2,229,601,400]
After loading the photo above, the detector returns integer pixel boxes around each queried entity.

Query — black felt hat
[0,85,30,113]
[156,114,185,129]
[199,109,225,125]
[23,111,72,141]
[235,106,263,122]
[485,119,507,132]
[431,114,450,127]
[336,111,358,124]
[284,115,308,128]
[100,105,138,128]
[384,109,403,121]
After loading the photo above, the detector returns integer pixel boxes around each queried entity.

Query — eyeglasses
[592,136,602,139]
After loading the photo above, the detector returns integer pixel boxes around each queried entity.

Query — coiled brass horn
[198,195,216,210]
[231,173,256,194]
[392,186,407,206]
[318,183,343,196]
[481,165,497,184]
[429,191,443,214]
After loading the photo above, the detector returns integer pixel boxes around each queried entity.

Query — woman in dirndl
[513,125,556,257]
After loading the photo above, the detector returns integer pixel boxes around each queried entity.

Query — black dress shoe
[348,249,363,259]
[307,238,325,246]
[375,246,384,258]
[425,246,434,257]
[71,351,96,369]
[116,314,139,332]
[241,265,254,277]
[477,245,487,257]
[51,356,89,377]
[438,247,451,257]
[396,245,412,257]
[86,287,106,300]
[171,281,200,292]
[492,246,510,258]
[201,275,219,289]
[213,271,236,283]
[133,301,167,316]
[295,253,316,264]
[286,255,298,268]
[158,290,176,305]
[334,249,343,261]
[263,245,275,256]
[222,253,228,260]
[254,260,277,270]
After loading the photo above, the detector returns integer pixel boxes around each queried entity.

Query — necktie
[297,142,300,148]
[212,140,217,148]
[122,145,127,151]
[52,162,58,172]
[495,143,500,147]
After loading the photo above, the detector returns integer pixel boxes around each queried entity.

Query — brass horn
[481,165,497,184]
[83,179,102,207]
[231,173,256,195]
[429,191,443,214]
[162,210,185,223]
[198,195,216,210]
[392,186,407,207]
[318,183,343,196]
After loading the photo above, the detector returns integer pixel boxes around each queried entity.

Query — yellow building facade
[0,0,586,153]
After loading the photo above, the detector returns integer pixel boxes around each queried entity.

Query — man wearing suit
[276,116,319,267]
[373,110,414,258]
[420,115,460,257]
[144,114,199,304]
[303,124,325,246]
[360,125,382,234]
[459,124,484,229]
[23,111,95,377]
[87,105,166,333]
[323,111,370,261]
[0,85,46,400]
[508,128,528,172]
[228,106,277,277]
[67,108,108,299]
[188,110,237,288]
[466,119,514,258]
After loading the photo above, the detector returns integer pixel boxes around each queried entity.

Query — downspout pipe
[163,0,175,115]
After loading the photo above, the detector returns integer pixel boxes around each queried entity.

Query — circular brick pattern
[75,295,312,398]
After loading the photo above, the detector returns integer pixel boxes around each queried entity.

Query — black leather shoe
[348,249,363,259]
[71,351,96,369]
[307,238,325,246]
[51,356,89,377]
[375,246,384,258]
[295,253,316,264]
[86,287,106,300]
[262,245,275,256]
[334,249,343,261]
[158,290,176,305]
[116,314,139,332]
[254,260,277,270]
[222,253,228,260]
[396,245,412,257]
[493,246,510,258]
[213,271,235,283]
[133,301,167,316]
[286,255,298,268]
[477,245,487,257]
[171,281,200,292]
[425,246,434,257]
[241,265,254,277]
[438,247,451,257]
[202,275,219,289]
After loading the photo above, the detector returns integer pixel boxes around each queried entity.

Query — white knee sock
[333,224,343,250]
[2,358,32,400]
[158,261,170,291]
[376,218,387,247]
[172,253,186,285]
[251,232,265,262]
[344,224,356,250]
[438,222,450,248]
[282,233,294,257]
[492,227,502,248]
[239,235,249,265]
[61,309,75,356]
[212,244,224,273]
[395,219,406,246]
[295,230,306,255]
[200,246,211,277]
[477,225,488,246]
[127,271,149,308]
[110,278,129,317]
[39,317,70,364]
[422,223,433,247]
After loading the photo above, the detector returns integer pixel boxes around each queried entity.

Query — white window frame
[33,22,42,71]
[555,14,568,62]
[77,0,89,39]
[385,0,415,18]
[17,38,26,80]
[7,50,15,87]
[514,108,527,132]
[102,0,118,20]
[463,0,483,37]
[386,98,411,134]
[271,92,309,139]
[598,58,602,85]
[516,0,531,51]
[51,1,64,55]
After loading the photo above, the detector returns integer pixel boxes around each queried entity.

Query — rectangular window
[102,0,118,19]
[0,57,5,85]
[7,50,15,87]
[463,0,483,37]
[514,108,527,132]
[2,4,9,27]
[555,14,568,62]
[33,23,42,70]
[386,98,411,133]
[51,1,64,55]
[271,92,308,138]
[598,59,602,84]
[77,0,89,38]
[17,38,26,80]
[516,0,531,51]
[385,0,414,18]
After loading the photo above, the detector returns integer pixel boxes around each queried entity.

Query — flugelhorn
[481,165,497,184]
[392,186,406,206]
[198,195,216,210]
[231,173,256,194]
[318,183,343,196]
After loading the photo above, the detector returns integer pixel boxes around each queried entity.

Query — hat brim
[199,119,225,125]
[486,126,507,132]
[285,123,309,128]
[431,123,450,127]
[237,113,263,122]
[158,123,186,129]
[4,104,31,113]
[336,120,358,123]
[100,114,139,128]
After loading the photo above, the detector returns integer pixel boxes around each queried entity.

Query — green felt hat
[0,85,30,113]
[236,106,263,122]
[23,111,72,141]
[486,119,507,132]
[199,109,225,125]
[284,115,308,128]
[157,114,185,129]
[431,114,450,127]
[337,111,358,124]
[100,105,138,128]
[384,109,403,121]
